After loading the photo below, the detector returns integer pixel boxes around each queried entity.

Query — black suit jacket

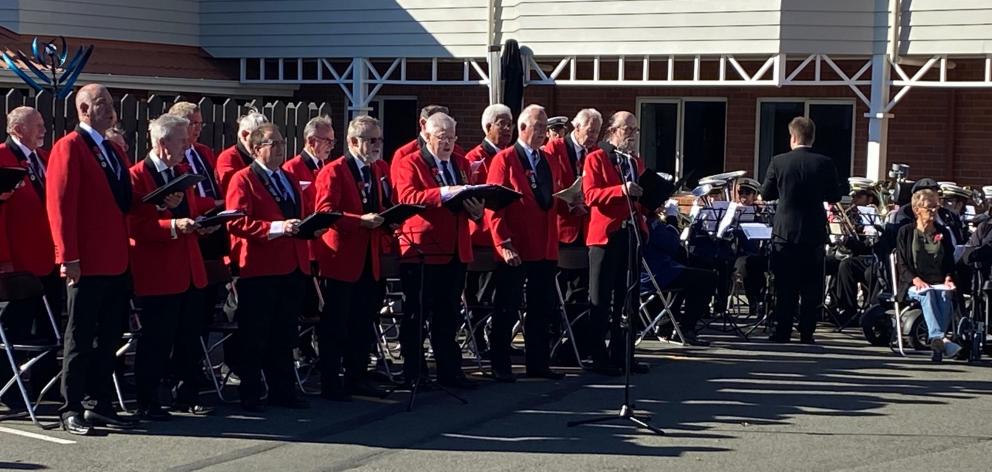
[761,147,842,245]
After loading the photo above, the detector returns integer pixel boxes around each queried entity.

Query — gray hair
[6,106,39,134]
[238,111,268,135]
[419,105,449,121]
[168,101,199,120]
[149,114,189,146]
[304,116,333,139]
[480,104,512,132]
[105,126,125,139]
[347,115,380,139]
[517,104,546,129]
[425,112,457,134]
[572,108,602,127]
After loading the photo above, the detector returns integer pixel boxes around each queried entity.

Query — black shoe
[683,335,711,347]
[240,398,266,413]
[767,334,790,343]
[931,338,945,363]
[629,361,650,374]
[61,413,93,436]
[83,409,137,429]
[524,369,565,380]
[171,402,214,416]
[490,369,516,383]
[438,376,480,390]
[269,394,310,409]
[135,406,172,421]
[348,379,389,399]
[320,387,352,402]
[586,360,622,377]
[799,336,816,345]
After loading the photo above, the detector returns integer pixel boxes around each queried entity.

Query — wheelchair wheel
[908,311,930,350]
[861,305,892,347]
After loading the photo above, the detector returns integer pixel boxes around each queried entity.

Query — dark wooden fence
[0,88,333,161]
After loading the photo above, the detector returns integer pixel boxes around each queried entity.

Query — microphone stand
[393,230,468,411]
[567,149,664,435]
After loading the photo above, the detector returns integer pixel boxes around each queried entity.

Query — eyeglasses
[356,136,383,144]
[430,135,458,144]
[920,206,938,213]
[618,126,640,133]
[258,139,286,148]
[313,136,336,147]
[189,121,204,129]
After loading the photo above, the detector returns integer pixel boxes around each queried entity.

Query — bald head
[75,83,115,133]
[606,111,638,153]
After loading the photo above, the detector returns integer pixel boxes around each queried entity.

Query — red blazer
[313,153,390,282]
[543,136,597,245]
[583,145,647,246]
[391,148,473,265]
[46,129,133,276]
[485,144,563,262]
[215,143,253,197]
[282,151,322,260]
[225,165,311,278]
[392,136,466,163]
[127,159,208,296]
[187,142,220,210]
[0,143,55,276]
[464,141,502,247]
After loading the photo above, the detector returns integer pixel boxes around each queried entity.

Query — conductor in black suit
[762,117,842,343]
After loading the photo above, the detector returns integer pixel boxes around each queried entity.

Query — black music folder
[296,211,342,239]
[380,204,426,226]
[442,184,522,212]
[637,169,676,213]
[195,209,244,228]
[0,167,27,193]
[141,174,206,205]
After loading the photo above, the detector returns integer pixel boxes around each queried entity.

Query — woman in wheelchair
[896,189,962,362]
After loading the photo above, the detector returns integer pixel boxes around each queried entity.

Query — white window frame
[753,98,857,178]
[635,97,728,179]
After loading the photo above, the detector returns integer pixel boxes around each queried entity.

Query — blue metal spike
[57,46,91,99]
[31,37,42,64]
[58,37,68,65]
[15,50,52,85]
[2,52,43,92]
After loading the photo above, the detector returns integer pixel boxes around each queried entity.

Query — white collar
[517,140,536,156]
[483,137,499,150]
[794,144,813,149]
[351,153,368,170]
[305,151,323,169]
[10,136,34,159]
[255,159,280,177]
[78,122,105,147]
[148,151,171,173]
[568,133,585,155]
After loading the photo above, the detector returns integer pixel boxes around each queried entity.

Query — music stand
[567,156,665,436]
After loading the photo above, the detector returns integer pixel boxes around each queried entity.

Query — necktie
[271,171,292,202]
[577,148,587,175]
[440,160,455,186]
[188,149,216,198]
[27,152,46,187]
[162,168,174,183]
[533,150,553,211]
[101,141,121,178]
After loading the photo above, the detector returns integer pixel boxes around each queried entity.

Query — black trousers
[734,255,768,312]
[234,271,306,401]
[134,289,204,408]
[319,264,382,389]
[835,255,875,314]
[491,260,556,374]
[60,273,131,417]
[589,229,639,365]
[771,243,826,338]
[399,259,466,382]
[0,268,63,404]
[667,267,718,334]
[690,253,734,314]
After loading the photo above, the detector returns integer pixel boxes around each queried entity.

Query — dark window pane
[380,99,418,163]
[638,102,679,175]
[682,101,726,187]
[808,103,854,180]
[757,101,803,181]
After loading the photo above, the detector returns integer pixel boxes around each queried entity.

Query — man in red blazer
[127,114,217,419]
[542,109,602,364]
[392,112,483,390]
[215,111,268,195]
[462,104,513,354]
[312,115,392,400]
[0,106,62,407]
[225,123,313,412]
[391,104,466,163]
[485,104,565,382]
[47,84,136,434]
[584,111,651,374]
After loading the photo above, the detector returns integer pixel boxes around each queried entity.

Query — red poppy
[934,233,943,242]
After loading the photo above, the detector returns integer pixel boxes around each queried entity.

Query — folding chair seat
[0,272,62,428]
[550,246,588,365]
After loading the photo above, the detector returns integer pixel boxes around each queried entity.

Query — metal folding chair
[459,249,497,369]
[637,259,686,346]
[550,246,587,365]
[110,301,142,413]
[0,272,62,429]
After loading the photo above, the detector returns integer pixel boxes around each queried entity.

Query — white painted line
[0,426,76,445]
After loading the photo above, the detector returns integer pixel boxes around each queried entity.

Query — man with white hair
[215,110,268,194]
[313,115,390,400]
[392,112,484,390]
[47,83,135,434]
[127,114,218,419]
[463,104,513,354]
[0,106,61,408]
[486,104,564,382]
[284,116,335,206]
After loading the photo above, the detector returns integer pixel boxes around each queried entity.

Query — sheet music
[856,205,879,226]
[740,223,772,240]
[737,205,757,223]
[470,160,485,174]
[696,201,729,233]
[716,202,740,238]
[664,199,680,218]
[552,177,583,204]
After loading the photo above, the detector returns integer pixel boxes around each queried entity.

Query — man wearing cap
[832,179,882,325]
[731,178,768,318]
[939,183,971,242]
[546,116,569,143]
